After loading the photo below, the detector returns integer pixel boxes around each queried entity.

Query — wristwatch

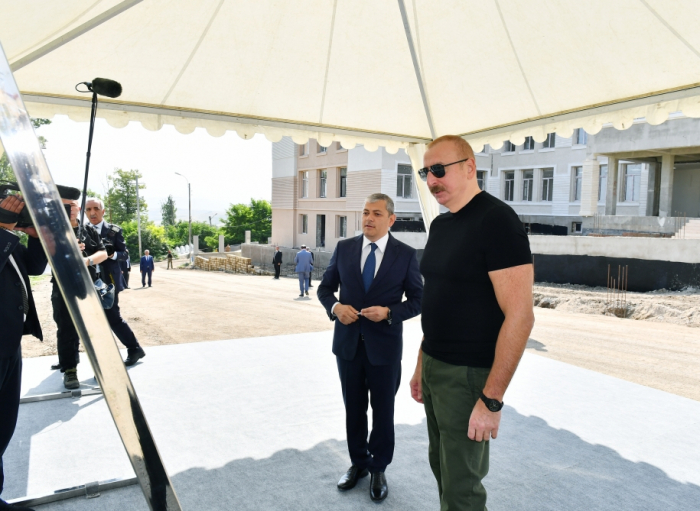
[479,392,503,412]
[87,257,94,266]
[386,308,392,325]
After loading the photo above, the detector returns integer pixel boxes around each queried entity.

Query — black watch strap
[386,308,392,325]
[479,392,503,412]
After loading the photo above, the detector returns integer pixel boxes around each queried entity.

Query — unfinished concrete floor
[23,265,700,401]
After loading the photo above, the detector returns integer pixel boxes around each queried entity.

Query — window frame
[338,216,347,238]
[523,136,535,151]
[339,167,347,198]
[396,164,413,199]
[572,165,583,202]
[541,168,554,202]
[542,133,556,149]
[622,163,641,202]
[598,164,608,202]
[317,141,328,154]
[522,169,534,202]
[503,141,516,153]
[319,169,327,198]
[504,171,515,201]
[300,214,308,234]
[300,171,309,198]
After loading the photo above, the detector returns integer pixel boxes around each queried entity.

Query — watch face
[487,401,501,412]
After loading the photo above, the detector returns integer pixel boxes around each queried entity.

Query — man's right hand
[334,303,359,325]
[0,194,24,230]
[410,368,423,403]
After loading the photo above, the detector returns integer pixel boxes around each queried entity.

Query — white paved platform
[4,322,699,510]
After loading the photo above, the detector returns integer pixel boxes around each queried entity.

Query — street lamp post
[174,172,192,264]
[135,175,143,258]
[208,212,217,226]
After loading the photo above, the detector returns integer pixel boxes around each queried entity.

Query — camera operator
[50,199,108,389]
[0,194,46,511]
[85,198,146,366]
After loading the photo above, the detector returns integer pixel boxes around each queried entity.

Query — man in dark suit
[307,247,315,287]
[119,251,131,289]
[140,250,155,287]
[317,193,423,503]
[272,246,283,279]
[0,194,46,511]
[85,199,146,366]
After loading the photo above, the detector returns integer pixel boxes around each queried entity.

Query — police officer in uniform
[85,198,146,366]
[50,199,109,389]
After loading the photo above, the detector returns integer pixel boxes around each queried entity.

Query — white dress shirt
[331,233,390,315]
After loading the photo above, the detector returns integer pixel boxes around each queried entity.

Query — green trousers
[422,352,491,511]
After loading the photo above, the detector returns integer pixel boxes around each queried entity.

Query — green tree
[222,199,271,245]
[164,221,221,251]
[1,118,52,182]
[160,195,177,226]
[104,168,147,225]
[122,220,169,259]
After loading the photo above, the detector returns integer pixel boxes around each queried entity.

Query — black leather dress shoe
[337,466,369,490]
[124,347,146,366]
[369,472,388,502]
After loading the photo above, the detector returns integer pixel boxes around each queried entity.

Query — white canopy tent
[3,0,700,223]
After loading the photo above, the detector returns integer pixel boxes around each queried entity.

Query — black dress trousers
[103,291,140,350]
[336,337,402,473]
[0,345,22,494]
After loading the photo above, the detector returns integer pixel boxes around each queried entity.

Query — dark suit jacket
[273,251,283,264]
[98,222,128,292]
[140,255,155,272]
[317,233,423,366]
[0,230,47,357]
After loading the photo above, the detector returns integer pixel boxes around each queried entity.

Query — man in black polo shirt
[409,135,534,510]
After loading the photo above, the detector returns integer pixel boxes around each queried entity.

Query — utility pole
[175,172,192,265]
[209,212,217,226]
[135,175,142,258]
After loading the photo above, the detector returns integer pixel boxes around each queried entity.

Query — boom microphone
[79,78,122,98]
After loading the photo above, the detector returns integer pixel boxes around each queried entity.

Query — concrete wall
[590,116,700,154]
[529,235,700,263]
[581,215,686,235]
[391,231,427,249]
[672,166,700,217]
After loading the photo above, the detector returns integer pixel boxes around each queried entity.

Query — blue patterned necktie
[362,243,378,293]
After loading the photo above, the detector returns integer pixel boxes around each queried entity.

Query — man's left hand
[360,306,389,322]
[468,399,501,442]
[16,226,39,238]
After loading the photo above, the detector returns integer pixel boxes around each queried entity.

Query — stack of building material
[194,256,209,270]
[208,257,227,271]
[224,254,254,274]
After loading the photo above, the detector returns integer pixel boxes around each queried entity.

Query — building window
[523,136,535,151]
[599,164,608,201]
[542,168,554,201]
[480,145,489,154]
[572,222,582,233]
[623,164,641,202]
[397,164,413,198]
[338,216,347,238]
[572,166,583,201]
[522,170,534,201]
[317,142,327,154]
[339,167,347,198]
[542,133,556,149]
[300,171,309,198]
[504,171,515,201]
[300,214,308,234]
[299,143,307,156]
[503,141,516,153]
[477,170,487,190]
[574,128,587,146]
[319,170,327,198]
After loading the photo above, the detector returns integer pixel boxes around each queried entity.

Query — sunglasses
[418,158,470,181]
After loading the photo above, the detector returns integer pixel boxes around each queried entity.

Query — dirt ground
[23,264,700,401]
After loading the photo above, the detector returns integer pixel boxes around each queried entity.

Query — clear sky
[37,115,272,225]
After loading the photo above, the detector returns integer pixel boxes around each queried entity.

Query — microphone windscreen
[91,78,122,98]
[56,184,81,200]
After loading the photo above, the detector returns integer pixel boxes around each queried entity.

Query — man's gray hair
[87,197,105,210]
[365,193,395,216]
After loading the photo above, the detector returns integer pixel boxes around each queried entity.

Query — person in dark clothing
[166,250,173,269]
[410,135,534,510]
[0,194,46,511]
[51,199,109,389]
[307,248,315,287]
[119,251,131,289]
[272,246,283,279]
[86,199,146,366]
[317,194,423,503]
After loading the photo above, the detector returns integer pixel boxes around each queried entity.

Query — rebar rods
[606,263,629,317]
